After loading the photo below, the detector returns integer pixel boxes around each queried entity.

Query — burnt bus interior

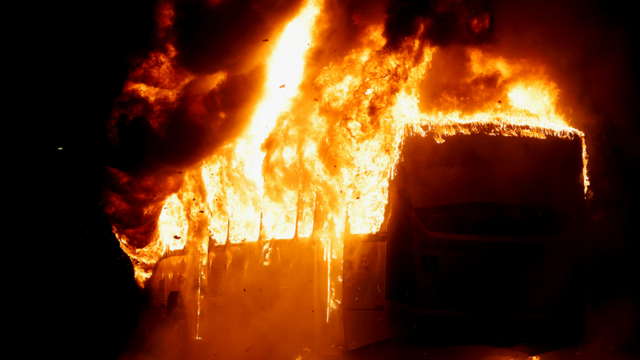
[386,133,585,354]
[144,132,586,356]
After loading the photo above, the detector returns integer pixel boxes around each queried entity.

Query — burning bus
[143,130,586,355]
[103,0,593,357]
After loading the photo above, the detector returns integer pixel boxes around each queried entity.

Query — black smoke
[384,0,494,49]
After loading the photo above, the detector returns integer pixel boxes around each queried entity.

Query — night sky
[40,0,638,359]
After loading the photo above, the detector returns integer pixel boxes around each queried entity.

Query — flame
[508,82,558,118]
[241,0,320,193]
[115,229,163,285]
[109,0,590,303]
[158,194,189,251]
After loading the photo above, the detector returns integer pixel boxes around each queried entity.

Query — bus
[144,132,586,356]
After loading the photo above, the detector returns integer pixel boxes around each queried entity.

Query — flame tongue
[227,0,321,242]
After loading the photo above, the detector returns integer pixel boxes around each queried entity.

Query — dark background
[40,0,638,359]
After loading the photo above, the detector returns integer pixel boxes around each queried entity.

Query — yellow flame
[508,82,558,119]
[158,194,188,251]
[236,0,321,196]
[198,0,324,243]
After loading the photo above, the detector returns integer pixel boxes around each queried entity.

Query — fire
[157,194,188,251]
[222,0,321,242]
[106,0,589,309]
[508,82,558,118]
